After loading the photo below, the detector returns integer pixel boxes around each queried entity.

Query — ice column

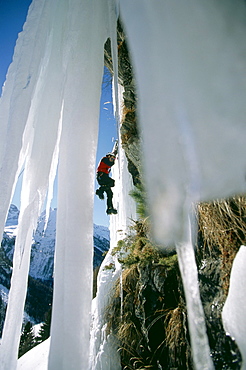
[48,1,110,369]
[0,0,49,245]
[119,0,246,245]
[0,0,67,368]
[222,246,246,369]
[176,238,214,369]
[0,0,113,368]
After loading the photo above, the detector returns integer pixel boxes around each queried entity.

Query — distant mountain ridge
[4,204,109,281]
[0,204,109,328]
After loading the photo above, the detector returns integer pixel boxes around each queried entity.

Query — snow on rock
[222,246,246,369]
[30,209,56,281]
[93,224,110,244]
[0,284,9,306]
[4,204,20,238]
[2,205,109,283]
[4,204,19,227]
[89,249,122,370]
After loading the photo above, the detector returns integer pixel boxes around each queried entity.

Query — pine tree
[18,321,36,358]
[35,308,51,344]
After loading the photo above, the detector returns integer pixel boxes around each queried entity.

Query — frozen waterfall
[89,129,136,369]
[1,0,246,369]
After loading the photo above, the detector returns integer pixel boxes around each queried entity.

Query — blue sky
[0,0,117,227]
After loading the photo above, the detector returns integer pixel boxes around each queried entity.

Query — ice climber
[96,151,118,215]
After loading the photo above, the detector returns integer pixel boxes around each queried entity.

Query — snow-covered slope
[17,338,50,370]
[2,204,109,282]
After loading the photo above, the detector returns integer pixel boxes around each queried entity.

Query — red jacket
[97,157,115,174]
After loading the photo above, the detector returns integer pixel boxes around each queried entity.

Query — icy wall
[89,82,136,370]
[120,0,246,246]
[0,0,115,369]
[1,0,246,369]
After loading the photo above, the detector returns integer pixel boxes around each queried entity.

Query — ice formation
[0,0,115,369]
[176,238,214,369]
[222,246,246,369]
[1,0,246,369]
[119,0,246,246]
[89,83,136,370]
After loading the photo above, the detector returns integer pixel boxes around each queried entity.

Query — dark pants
[97,172,115,209]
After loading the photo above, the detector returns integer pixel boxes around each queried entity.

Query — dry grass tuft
[164,306,187,363]
[197,196,246,293]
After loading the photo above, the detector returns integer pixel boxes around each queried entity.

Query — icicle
[0,1,67,367]
[176,238,214,369]
[0,0,47,249]
[43,101,63,232]
[119,0,246,245]
[222,246,246,369]
[48,0,110,369]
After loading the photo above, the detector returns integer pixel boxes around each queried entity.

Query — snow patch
[17,338,50,370]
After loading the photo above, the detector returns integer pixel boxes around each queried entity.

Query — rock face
[104,21,142,187]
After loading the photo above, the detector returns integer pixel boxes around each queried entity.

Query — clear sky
[0,0,117,227]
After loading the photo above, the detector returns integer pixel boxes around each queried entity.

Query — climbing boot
[106,207,117,215]
[96,189,104,200]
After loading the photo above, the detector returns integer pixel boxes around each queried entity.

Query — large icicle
[222,246,246,369]
[119,0,246,245]
[0,1,67,368]
[0,0,48,244]
[0,0,112,368]
[48,1,110,369]
[176,235,214,369]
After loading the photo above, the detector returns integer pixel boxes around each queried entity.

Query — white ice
[120,0,246,246]
[47,0,112,369]
[119,1,246,368]
[176,237,214,370]
[89,84,136,370]
[0,0,66,367]
[0,0,114,368]
[222,246,246,369]
[2,0,246,369]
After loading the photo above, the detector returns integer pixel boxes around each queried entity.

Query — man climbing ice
[96,148,118,215]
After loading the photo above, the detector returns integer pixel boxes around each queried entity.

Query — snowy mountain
[2,204,109,282]
[0,204,109,329]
